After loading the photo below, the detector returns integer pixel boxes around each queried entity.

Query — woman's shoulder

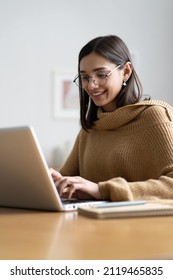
[137,99,173,123]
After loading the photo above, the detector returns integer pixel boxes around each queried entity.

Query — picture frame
[53,72,79,119]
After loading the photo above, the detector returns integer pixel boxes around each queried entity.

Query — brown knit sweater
[59,100,173,201]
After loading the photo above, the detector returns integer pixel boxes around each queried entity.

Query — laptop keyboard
[62,198,89,204]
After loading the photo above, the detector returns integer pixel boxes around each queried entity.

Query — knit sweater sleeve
[98,108,173,201]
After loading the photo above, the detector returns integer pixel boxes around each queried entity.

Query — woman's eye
[81,76,89,81]
[96,73,107,79]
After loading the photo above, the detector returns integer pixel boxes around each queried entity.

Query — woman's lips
[91,91,105,97]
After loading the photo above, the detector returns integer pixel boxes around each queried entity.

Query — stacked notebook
[78,200,173,219]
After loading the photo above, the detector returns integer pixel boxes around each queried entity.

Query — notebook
[0,126,104,211]
[78,200,173,219]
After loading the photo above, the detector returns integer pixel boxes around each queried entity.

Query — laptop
[0,126,104,211]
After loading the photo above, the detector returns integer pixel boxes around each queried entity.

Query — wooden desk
[0,207,173,260]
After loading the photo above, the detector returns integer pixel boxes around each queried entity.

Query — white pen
[93,200,146,208]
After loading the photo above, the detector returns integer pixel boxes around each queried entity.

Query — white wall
[0,0,172,167]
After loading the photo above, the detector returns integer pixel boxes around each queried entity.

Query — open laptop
[0,126,104,211]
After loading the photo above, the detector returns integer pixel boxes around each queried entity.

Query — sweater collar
[93,100,173,130]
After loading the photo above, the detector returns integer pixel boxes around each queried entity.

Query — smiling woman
[74,35,143,130]
[51,35,173,203]
[78,53,132,112]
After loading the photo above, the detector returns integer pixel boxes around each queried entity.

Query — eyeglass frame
[73,63,124,89]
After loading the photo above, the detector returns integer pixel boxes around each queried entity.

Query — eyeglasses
[73,63,123,89]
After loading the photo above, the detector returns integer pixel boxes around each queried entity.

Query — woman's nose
[87,79,99,90]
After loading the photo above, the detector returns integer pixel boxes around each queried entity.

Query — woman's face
[80,52,125,112]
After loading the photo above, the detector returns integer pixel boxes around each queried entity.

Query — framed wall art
[54,72,79,119]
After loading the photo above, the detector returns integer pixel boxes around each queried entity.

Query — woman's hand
[50,168,101,200]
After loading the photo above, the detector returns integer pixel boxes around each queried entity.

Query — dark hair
[77,35,143,131]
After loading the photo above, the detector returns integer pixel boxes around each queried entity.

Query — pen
[93,200,146,208]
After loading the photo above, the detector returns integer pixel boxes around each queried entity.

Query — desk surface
[0,207,173,260]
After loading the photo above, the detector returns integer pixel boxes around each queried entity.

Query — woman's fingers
[50,171,101,200]
[50,168,62,180]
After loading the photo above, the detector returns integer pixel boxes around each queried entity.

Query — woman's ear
[123,62,132,82]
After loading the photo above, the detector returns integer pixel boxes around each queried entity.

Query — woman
[51,35,173,201]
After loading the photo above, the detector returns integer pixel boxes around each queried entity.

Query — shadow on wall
[51,141,72,169]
